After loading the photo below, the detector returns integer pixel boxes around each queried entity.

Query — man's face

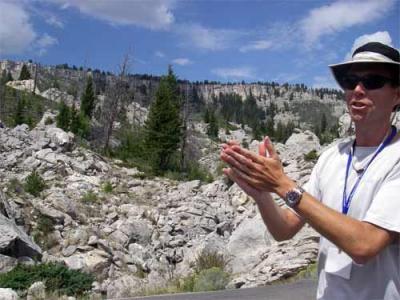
[344,64,400,126]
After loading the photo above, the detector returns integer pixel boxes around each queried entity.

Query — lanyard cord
[342,126,397,215]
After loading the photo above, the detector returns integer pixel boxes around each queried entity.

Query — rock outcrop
[0,112,324,297]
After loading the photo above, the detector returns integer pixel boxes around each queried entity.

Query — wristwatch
[284,186,305,208]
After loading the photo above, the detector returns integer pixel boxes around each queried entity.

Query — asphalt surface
[116,279,317,300]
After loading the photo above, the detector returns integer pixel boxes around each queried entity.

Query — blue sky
[0,0,399,88]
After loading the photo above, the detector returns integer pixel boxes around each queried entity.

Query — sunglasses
[338,74,394,90]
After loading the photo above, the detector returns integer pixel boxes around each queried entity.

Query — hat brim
[329,60,400,90]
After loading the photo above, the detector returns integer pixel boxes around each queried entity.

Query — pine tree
[80,75,96,118]
[6,71,13,83]
[144,66,182,173]
[19,64,31,80]
[56,101,71,131]
[13,97,25,126]
[207,110,219,139]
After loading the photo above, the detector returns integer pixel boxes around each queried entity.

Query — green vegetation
[56,103,90,138]
[80,75,96,118]
[33,214,56,249]
[194,249,229,273]
[144,66,182,174]
[304,149,319,161]
[18,64,31,80]
[80,191,98,203]
[102,181,113,193]
[0,263,94,297]
[134,249,230,297]
[24,171,46,197]
[0,83,56,128]
[193,267,230,292]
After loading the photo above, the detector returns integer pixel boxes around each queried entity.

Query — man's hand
[221,137,294,197]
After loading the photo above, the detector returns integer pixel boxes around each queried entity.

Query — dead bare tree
[101,54,133,152]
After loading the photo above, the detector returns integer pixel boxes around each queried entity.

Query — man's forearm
[292,192,395,264]
[253,192,304,241]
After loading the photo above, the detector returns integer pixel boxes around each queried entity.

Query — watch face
[287,191,299,205]
[286,188,303,207]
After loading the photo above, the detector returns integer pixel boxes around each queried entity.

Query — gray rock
[27,281,46,300]
[0,213,41,259]
[0,288,19,300]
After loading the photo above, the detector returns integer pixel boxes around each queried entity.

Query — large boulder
[0,288,19,300]
[227,214,271,274]
[0,213,42,259]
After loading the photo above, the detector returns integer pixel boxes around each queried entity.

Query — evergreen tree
[6,71,13,83]
[321,113,327,133]
[207,110,219,139]
[19,64,31,80]
[0,70,6,85]
[144,66,182,173]
[56,101,71,131]
[80,75,96,118]
[13,97,25,126]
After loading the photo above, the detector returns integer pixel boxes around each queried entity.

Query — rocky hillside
[0,60,346,131]
[0,111,322,298]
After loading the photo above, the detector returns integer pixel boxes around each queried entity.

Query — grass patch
[80,191,98,203]
[0,263,94,297]
[304,150,319,162]
[101,181,113,193]
[194,249,229,273]
[272,262,318,285]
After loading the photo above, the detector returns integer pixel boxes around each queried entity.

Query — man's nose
[353,81,366,94]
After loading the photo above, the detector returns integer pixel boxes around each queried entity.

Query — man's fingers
[259,140,269,157]
[231,145,266,165]
[221,150,253,175]
[264,136,279,160]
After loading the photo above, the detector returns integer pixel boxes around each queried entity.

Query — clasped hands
[220,136,294,199]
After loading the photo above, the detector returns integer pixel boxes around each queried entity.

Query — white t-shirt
[304,134,400,300]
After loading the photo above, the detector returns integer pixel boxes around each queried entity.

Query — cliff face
[0,60,346,130]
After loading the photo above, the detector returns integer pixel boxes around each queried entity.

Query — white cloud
[239,40,273,53]
[172,58,192,66]
[155,51,165,58]
[299,0,394,47]
[345,31,393,60]
[45,0,175,30]
[212,67,255,80]
[35,33,58,55]
[46,14,64,28]
[176,23,245,51]
[0,1,37,55]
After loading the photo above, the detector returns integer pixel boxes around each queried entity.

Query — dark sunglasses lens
[340,75,391,90]
[363,75,388,89]
[339,76,358,89]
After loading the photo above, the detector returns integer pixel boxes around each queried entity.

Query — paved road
[120,279,317,300]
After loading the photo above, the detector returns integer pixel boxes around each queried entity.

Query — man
[220,41,400,300]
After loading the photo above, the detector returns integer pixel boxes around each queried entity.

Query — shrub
[44,117,54,125]
[304,150,319,161]
[193,267,230,292]
[102,181,113,193]
[0,263,94,296]
[24,171,46,197]
[33,214,55,249]
[80,191,98,203]
[194,249,229,274]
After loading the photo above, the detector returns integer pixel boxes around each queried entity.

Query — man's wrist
[276,179,297,199]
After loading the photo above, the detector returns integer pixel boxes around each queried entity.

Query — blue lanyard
[342,126,397,215]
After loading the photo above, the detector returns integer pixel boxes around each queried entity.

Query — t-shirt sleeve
[303,156,323,201]
[363,164,400,233]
